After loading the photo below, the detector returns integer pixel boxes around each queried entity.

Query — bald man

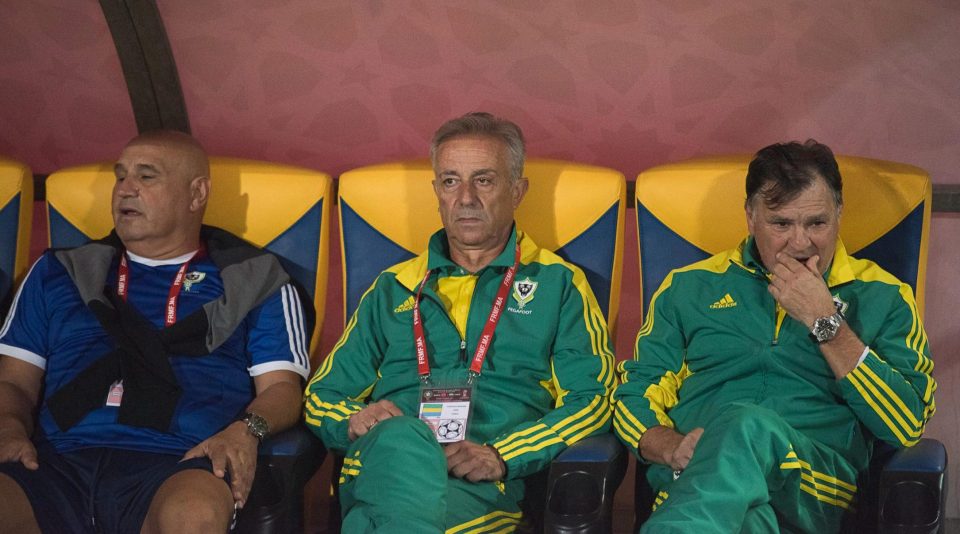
[0,131,309,533]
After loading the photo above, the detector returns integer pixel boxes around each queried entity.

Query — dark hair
[430,112,525,181]
[745,139,842,209]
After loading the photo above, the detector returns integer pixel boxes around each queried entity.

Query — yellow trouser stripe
[446,511,522,534]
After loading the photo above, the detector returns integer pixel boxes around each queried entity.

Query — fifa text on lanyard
[413,244,520,443]
[107,249,200,407]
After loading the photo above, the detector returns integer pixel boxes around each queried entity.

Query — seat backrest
[45,157,332,355]
[635,155,932,319]
[0,156,34,316]
[338,158,626,336]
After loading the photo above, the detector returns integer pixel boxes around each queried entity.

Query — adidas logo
[709,293,737,309]
[394,296,415,313]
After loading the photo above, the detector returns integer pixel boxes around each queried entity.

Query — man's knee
[0,473,40,534]
[141,469,233,534]
[345,415,447,488]
[359,415,441,454]
[370,415,435,440]
[707,404,787,444]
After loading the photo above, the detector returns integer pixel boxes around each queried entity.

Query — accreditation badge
[105,379,124,407]
[418,384,472,443]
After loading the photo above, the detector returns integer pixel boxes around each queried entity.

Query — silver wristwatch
[241,412,269,442]
[810,303,845,344]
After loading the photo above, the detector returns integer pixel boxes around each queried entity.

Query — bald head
[124,130,210,182]
[112,130,211,259]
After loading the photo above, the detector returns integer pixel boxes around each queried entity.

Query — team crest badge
[512,277,538,309]
[183,271,206,292]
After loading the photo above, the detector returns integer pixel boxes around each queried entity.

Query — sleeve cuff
[0,344,46,370]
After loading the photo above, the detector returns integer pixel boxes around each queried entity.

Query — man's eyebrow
[469,168,498,178]
[135,163,161,174]
[114,162,162,175]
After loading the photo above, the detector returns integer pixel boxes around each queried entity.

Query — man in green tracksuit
[614,140,936,532]
[305,112,614,532]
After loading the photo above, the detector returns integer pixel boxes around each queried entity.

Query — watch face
[813,314,841,342]
[244,413,269,440]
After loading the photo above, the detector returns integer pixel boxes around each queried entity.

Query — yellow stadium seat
[338,158,626,337]
[337,157,628,531]
[0,156,33,319]
[45,157,332,354]
[633,154,943,531]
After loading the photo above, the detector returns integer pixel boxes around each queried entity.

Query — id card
[419,385,472,443]
[105,380,124,407]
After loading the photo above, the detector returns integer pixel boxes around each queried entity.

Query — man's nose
[791,226,812,248]
[456,181,478,205]
[115,178,138,197]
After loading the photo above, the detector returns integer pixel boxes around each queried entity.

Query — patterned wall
[1,0,958,519]
[154,1,960,184]
[0,1,136,172]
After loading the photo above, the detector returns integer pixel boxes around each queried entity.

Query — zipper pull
[460,339,467,362]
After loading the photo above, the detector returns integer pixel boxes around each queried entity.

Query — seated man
[0,131,310,533]
[305,112,614,532]
[614,140,936,532]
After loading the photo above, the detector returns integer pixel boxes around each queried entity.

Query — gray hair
[429,112,525,181]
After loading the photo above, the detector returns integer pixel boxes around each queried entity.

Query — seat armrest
[237,424,327,534]
[543,434,628,534]
[258,424,326,457]
[877,438,948,534]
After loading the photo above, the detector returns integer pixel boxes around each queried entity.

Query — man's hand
[767,254,836,327]
[665,428,703,471]
[638,425,704,471]
[444,440,506,482]
[0,358,44,471]
[347,400,403,441]
[182,421,258,508]
[0,430,38,470]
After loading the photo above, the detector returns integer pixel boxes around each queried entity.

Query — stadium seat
[337,158,628,533]
[45,157,332,534]
[0,156,33,320]
[633,154,947,533]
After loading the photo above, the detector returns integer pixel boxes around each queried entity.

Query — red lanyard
[117,250,199,327]
[413,244,520,381]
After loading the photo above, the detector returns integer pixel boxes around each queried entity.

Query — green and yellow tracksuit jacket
[614,237,935,472]
[306,227,615,479]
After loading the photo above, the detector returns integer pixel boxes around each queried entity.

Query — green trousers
[338,416,525,533]
[641,403,860,533]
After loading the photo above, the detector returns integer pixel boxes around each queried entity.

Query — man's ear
[190,175,210,212]
[512,177,529,208]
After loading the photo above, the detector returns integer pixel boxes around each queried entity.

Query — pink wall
[3,0,959,518]
[0,2,136,172]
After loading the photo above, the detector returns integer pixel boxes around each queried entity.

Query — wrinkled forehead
[753,180,840,217]
[116,141,175,174]
[435,135,512,174]
[117,138,207,180]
